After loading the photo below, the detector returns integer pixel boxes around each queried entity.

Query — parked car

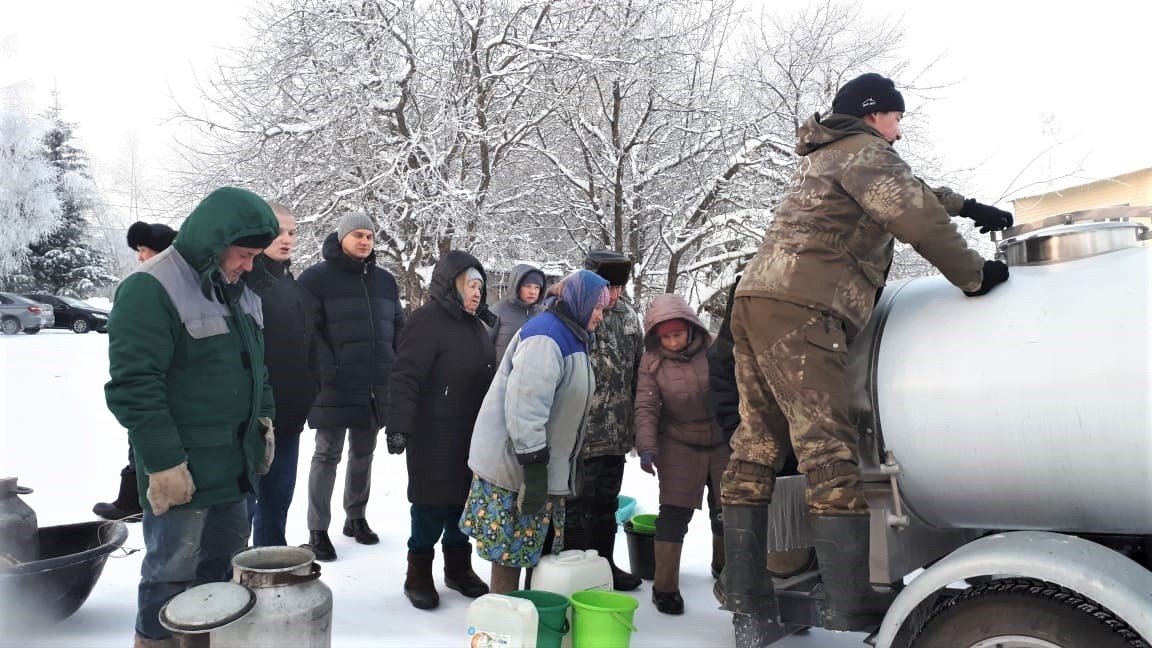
[22,294,109,334]
[0,292,48,335]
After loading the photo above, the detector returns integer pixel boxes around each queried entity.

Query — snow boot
[443,543,489,598]
[652,540,684,615]
[93,467,143,522]
[404,551,439,609]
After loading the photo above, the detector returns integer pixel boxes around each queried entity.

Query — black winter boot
[303,530,337,562]
[719,505,779,618]
[93,467,143,522]
[343,518,380,545]
[592,518,641,591]
[810,514,896,631]
[404,551,440,609]
[443,543,489,598]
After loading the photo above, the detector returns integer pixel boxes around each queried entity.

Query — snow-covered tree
[0,82,60,274]
[3,93,117,296]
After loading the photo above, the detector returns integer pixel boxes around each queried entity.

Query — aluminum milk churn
[160,546,332,647]
[0,478,38,565]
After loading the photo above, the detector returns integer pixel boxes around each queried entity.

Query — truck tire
[912,578,1148,648]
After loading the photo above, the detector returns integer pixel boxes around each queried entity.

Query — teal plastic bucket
[615,496,637,525]
[507,590,569,648]
[570,591,638,648]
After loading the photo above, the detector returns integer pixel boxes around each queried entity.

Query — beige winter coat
[737,113,984,337]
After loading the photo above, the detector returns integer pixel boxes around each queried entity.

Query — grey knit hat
[337,212,375,242]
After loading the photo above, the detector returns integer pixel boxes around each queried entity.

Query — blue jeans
[136,500,250,639]
[252,433,302,546]
[409,503,469,553]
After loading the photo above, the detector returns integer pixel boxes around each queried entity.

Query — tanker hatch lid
[159,581,255,634]
[996,206,1151,266]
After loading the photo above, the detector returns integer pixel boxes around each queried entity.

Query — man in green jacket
[105,186,279,648]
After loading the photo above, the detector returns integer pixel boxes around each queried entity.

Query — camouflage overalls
[722,112,984,515]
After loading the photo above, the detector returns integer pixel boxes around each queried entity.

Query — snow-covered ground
[0,330,868,647]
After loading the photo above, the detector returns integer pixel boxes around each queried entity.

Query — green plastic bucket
[629,513,657,534]
[506,590,569,648]
[569,591,638,648]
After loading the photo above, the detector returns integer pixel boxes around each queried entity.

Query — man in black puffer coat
[297,212,405,561]
[244,202,320,547]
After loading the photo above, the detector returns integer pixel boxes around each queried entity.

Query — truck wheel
[912,578,1148,648]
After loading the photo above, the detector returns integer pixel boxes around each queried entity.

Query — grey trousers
[306,427,379,530]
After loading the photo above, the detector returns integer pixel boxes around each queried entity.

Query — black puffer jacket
[244,255,319,436]
[388,250,497,506]
[298,232,405,430]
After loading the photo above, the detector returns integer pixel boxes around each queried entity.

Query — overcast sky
[3,0,1149,208]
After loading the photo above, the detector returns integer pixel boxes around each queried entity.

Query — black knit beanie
[832,73,905,117]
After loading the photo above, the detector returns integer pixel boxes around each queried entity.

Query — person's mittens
[386,429,407,455]
[640,451,658,476]
[146,462,196,515]
[517,462,550,515]
[960,199,1014,233]
[964,260,1010,297]
[257,416,275,475]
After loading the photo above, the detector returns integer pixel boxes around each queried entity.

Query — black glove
[964,260,1010,297]
[517,462,550,515]
[386,430,406,455]
[960,199,1014,233]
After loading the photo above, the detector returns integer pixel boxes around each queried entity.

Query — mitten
[960,199,1014,233]
[386,430,407,455]
[640,451,658,476]
[146,461,196,515]
[257,416,275,475]
[517,462,550,515]
[964,260,1010,297]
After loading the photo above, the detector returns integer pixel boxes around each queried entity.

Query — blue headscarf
[559,269,610,329]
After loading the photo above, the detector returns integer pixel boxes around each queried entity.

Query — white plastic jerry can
[466,593,539,648]
[529,549,612,597]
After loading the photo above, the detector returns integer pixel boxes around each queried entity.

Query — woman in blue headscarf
[462,269,611,593]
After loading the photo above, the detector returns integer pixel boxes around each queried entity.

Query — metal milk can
[0,478,38,565]
[160,546,332,647]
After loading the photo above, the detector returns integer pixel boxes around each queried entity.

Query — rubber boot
[719,505,778,617]
[443,543,489,598]
[652,540,684,615]
[710,534,725,579]
[592,518,641,591]
[93,467,143,522]
[489,563,522,594]
[810,514,896,631]
[403,551,440,609]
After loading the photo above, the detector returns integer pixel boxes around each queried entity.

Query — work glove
[257,417,275,475]
[146,461,196,516]
[517,462,550,516]
[386,430,407,455]
[960,199,1014,233]
[964,260,1010,297]
[640,451,658,476]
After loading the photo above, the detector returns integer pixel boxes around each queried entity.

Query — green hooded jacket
[104,187,279,511]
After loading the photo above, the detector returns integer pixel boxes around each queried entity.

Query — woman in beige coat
[634,293,729,614]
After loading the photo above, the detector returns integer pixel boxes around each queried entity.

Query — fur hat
[126,221,177,252]
[337,212,375,242]
[583,249,632,286]
[832,73,905,117]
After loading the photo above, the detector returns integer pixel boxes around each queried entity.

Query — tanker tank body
[736,207,1152,648]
